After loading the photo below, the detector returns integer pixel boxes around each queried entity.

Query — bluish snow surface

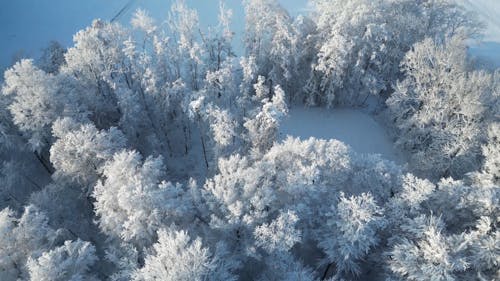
[469,41,500,70]
[279,107,404,164]
[0,0,308,74]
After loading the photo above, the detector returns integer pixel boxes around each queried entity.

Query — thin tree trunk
[22,175,42,191]
[199,129,209,170]
[183,124,189,155]
[197,116,209,170]
[34,152,54,175]
[321,263,333,280]
[137,87,170,156]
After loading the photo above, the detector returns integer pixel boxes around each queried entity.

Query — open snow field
[279,107,404,164]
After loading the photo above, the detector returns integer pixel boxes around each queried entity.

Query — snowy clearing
[279,107,404,164]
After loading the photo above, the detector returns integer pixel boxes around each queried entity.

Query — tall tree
[387,35,493,179]
[93,150,193,248]
[306,0,481,107]
[133,228,238,281]
[27,239,98,281]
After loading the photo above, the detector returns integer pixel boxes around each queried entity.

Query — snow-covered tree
[286,15,317,104]
[387,215,469,281]
[385,171,499,281]
[37,41,66,74]
[2,59,62,153]
[167,0,204,90]
[254,210,301,254]
[104,242,140,281]
[203,59,239,109]
[0,205,58,280]
[243,0,291,75]
[318,192,386,278]
[28,182,97,243]
[204,136,404,277]
[120,4,239,164]
[61,19,127,129]
[257,253,315,281]
[387,35,493,179]
[50,117,127,188]
[132,228,238,281]
[93,150,192,248]
[243,0,311,101]
[386,174,436,220]
[253,210,315,280]
[0,159,48,210]
[244,84,288,155]
[26,239,98,281]
[188,94,239,172]
[0,92,18,151]
[482,123,500,183]
[305,0,481,106]
[463,216,500,280]
[200,1,235,72]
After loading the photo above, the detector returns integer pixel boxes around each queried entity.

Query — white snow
[279,107,404,164]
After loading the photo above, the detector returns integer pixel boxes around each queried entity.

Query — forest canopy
[0,0,498,280]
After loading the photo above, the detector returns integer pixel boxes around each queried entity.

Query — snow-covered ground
[279,107,404,164]
[0,0,307,74]
[457,0,500,42]
[469,41,500,69]
[456,0,500,68]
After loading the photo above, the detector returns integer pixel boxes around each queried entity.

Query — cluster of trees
[386,35,499,179]
[0,0,498,280]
